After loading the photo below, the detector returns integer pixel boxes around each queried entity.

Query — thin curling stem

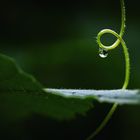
[86,0,130,140]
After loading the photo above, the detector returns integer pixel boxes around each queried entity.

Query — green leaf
[0,54,93,121]
[0,53,140,122]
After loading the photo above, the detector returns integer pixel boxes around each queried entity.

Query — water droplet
[99,48,108,58]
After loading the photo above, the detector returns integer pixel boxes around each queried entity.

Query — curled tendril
[97,29,123,50]
[86,0,130,140]
[97,28,130,89]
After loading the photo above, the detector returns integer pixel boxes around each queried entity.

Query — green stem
[86,0,130,140]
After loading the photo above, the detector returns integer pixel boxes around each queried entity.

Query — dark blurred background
[0,0,140,140]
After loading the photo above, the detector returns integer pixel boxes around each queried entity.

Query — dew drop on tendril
[99,48,108,58]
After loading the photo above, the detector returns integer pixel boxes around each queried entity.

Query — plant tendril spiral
[86,0,130,139]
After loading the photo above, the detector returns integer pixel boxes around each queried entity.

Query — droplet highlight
[99,48,108,58]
